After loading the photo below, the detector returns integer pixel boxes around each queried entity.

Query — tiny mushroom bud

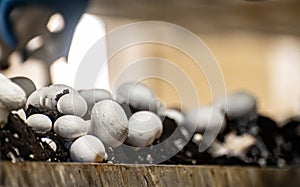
[126,111,163,147]
[115,82,157,111]
[57,93,88,117]
[26,114,52,133]
[70,135,106,162]
[25,87,48,109]
[185,106,226,133]
[41,137,57,152]
[40,84,76,110]
[215,91,257,120]
[90,100,128,147]
[53,115,89,140]
[0,74,26,126]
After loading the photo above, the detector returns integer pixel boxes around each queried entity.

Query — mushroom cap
[57,93,88,117]
[114,82,157,111]
[25,87,48,109]
[70,135,106,162]
[0,74,26,110]
[53,115,89,140]
[26,114,52,133]
[41,137,57,152]
[40,84,77,110]
[185,106,226,133]
[163,109,185,125]
[126,111,163,147]
[79,89,111,109]
[215,91,257,119]
[90,100,128,147]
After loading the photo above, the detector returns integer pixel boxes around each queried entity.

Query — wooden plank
[1,161,300,186]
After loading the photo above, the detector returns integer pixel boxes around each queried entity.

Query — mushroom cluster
[1,74,300,167]
[1,77,169,163]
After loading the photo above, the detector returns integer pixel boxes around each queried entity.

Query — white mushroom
[70,135,106,163]
[41,137,57,152]
[25,87,48,109]
[26,114,52,133]
[57,93,88,117]
[11,109,27,122]
[114,82,157,112]
[90,100,128,147]
[40,84,77,110]
[163,109,185,125]
[0,74,26,126]
[126,111,163,147]
[79,89,111,109]
[185,106,226,133]
[215,91,257,120]
[53,115,89,140]
[79,89,111,119]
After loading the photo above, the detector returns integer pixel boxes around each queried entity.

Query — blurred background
[1,0,300,122]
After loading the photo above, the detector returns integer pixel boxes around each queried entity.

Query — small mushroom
[215,91,257,120]
[41,137,57,152]
[79,89,111,119]
[114,82,157,112]
[40,84,77,110]
[163,108,185,125]
[185,106,226,133]
[126,111,163,147]
[57,93,88,117]
[79,89,111,109]
[26,114,52,133]
[90,100,128,147]
[53,115,89,140]
[0,74,26,126]
[70,135,106,162]
[25,87,48,109]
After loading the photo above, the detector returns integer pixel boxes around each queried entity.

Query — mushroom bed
[0,74,300,167]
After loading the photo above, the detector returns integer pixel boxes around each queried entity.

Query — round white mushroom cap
[25,87,48,109]
[0,74,26,125]
[79,89,111,109]
[26,114,52,133]
[79,89,111,120]
[53,115,89,140]
[40,84,77,110]
[57,93,88,117]
[126,111,163,147]
[114,82,157,111]
[90,100,128,147]
[215,91,257,120]
[70,135,106,162]
[185,106,226,133]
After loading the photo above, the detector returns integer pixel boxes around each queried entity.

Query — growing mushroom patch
[0,73,300,167]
